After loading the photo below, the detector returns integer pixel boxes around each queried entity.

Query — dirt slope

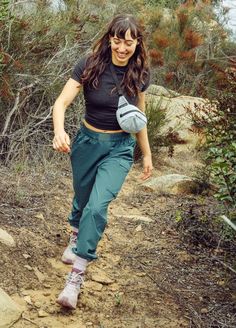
[0,159,235,328]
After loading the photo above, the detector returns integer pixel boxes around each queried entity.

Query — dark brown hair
[81,14,149,97]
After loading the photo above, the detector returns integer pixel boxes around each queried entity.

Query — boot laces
[69,233,77,247]
[67,270,84,288]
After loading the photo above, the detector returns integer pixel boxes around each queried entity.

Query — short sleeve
[71,56,88,83]
[141,70,151,92]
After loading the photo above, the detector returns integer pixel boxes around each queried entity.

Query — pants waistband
[80,123,130,141]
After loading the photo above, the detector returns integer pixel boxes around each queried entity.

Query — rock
[46,307,55,314]
[200,308,208,314]
[43,292,51,297]
[23,296,33,305]
[0,229,15,247]
[21,291,29,296]
[22,254,31,259]
[38,310,49,317]
[35,213,45,220]
[24,265,33,271]
[83,281,103,291]
[135,224,142,232]
[33,267,45,283]
[91,271,114,285]
[147,84,180,97]
[136,272,147,277]
[115,214,154,223]
[34,302,41,308]
[0,288,22,328]
[109,283,119,292]
[146,88,207,148]
[142,174,201,195]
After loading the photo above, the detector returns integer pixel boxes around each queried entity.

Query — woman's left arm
[136,92,153,180]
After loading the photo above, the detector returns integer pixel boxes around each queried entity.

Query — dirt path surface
[0,158,235,328]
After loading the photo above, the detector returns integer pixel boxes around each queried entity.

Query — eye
[113,39,120,44]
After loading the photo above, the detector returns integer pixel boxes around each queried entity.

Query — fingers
[53,133,70,153]
[139,166,152,181]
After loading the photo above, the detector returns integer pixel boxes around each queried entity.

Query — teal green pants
[69,124,135,261]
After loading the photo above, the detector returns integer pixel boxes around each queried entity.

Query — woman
[52,14,153,309]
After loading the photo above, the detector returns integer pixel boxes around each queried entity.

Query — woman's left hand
[140,155,153,180]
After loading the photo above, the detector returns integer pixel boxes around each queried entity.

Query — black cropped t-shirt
[71,56,150,130]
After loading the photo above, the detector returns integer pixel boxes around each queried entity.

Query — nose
[118,42,126,52]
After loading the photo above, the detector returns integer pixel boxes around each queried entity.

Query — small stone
[35,213,45,220]
[86,322,93,326]
[43,284,51,288]
[0,228,16,247]
[23,296,33,305]
[33,267,45,283]
[200,308,208,314]
[23,254,31,259]
[47,307,55,314]
[38,310,49,317]
[84,281,103,291]
[135,224,142,232]
[109,283,119,291]
[136,272,146,277]
[91,272,114,285]
[34,301,41,308]
[21,290,29,296]
[217,280,225,286]
[24,265,33,271]
[43,292,51,297]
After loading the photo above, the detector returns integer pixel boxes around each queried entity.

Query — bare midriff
[83,119,124,133]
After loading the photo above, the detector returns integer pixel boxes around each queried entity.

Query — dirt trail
[0,154,235,328]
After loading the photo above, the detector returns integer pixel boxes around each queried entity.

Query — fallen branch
[1,83,35,136]
[221,215,236,231]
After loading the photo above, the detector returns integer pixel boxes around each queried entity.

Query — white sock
[73,256,88,273]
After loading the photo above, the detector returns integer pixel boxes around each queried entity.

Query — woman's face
[109,29,138,66]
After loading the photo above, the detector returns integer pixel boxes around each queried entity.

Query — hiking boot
[57,268,84,309]
[61,231,78,264]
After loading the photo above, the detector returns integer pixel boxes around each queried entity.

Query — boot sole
[57,296,76,309]
[61,257,74,265]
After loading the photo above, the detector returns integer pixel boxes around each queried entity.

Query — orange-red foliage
[149,49,164,66]
[154,35,169,49]
[209,62,225,73]
[0,75,12,100]
[177,10,188,27]
[2,53,10,65]
[215,72,229,89]
[13,60,24,70]
[184,29,203,49]
[71,15,81,24]
[19,20,29,29]
[165,72,175,83]
[179,50,195,61]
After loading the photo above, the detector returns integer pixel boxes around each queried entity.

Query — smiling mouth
[116,53,127,58]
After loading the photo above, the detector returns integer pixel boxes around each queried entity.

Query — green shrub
[187,71,236,218]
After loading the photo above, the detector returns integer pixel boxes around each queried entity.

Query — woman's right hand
[53,131,71,153]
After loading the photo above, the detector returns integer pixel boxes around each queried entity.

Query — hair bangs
[110,19,138,40]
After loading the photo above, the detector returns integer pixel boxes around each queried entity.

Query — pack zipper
[119,109,146,118]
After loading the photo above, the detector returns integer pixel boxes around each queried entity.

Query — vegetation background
[1,0,235,214]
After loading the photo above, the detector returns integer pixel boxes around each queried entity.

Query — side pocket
[119,159,133,173]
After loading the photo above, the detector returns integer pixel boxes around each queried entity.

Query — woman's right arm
[53,78,81,153]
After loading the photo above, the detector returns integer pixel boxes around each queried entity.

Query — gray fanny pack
[110,64,147,134]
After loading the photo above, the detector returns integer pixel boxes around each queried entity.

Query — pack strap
[109,63,123,96]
